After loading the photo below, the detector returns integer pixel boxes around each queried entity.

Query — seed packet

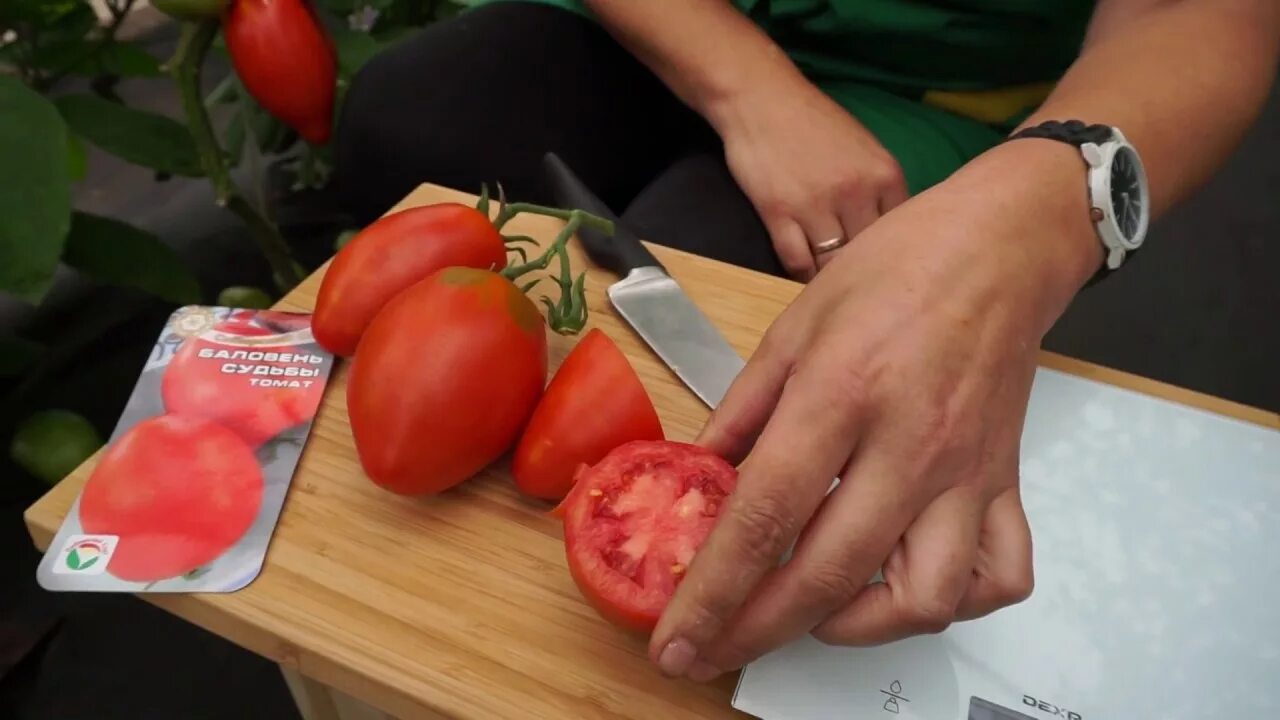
[37,306,335,593]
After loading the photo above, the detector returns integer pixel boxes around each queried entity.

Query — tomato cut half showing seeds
[562,440,738,634]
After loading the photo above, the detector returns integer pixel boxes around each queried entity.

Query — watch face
[1109,146,1144,241]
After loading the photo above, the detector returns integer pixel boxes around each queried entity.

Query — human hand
[647,141,1105,682]
[708,72,907,281]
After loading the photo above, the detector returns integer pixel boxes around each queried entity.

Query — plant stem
[501,212,591,335]
[37,0,137,91]
[495,202,614,236]
[169,21,304,292]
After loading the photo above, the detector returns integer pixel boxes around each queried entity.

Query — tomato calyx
[468,182,615,336]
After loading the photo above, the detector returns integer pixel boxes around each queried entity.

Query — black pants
[332,2,783,276]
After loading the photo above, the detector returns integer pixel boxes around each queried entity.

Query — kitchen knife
[542,152,745,409]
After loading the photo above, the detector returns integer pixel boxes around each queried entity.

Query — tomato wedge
[513,329,664,500]
[561,440,738,633]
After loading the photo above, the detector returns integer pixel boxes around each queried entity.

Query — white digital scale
[732,367,1280,720]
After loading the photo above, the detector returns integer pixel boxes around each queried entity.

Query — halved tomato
[513,329,663,500]
[561,440,738,633]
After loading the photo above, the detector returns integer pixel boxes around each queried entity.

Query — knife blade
[542,152,745,409]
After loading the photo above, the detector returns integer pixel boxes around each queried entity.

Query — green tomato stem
[500,213,591,335]
[494,202,614,236]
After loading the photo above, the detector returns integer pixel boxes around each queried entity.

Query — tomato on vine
[345,201,613,495]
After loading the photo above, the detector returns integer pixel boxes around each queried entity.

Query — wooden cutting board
[24,184,1273,720]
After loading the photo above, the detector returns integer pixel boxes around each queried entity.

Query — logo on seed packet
[37,306,335,594]
[53,535,117,575]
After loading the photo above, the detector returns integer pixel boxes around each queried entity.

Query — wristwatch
[1006,120,1150,283]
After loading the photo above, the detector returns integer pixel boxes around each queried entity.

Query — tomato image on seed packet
[37,306,335,593]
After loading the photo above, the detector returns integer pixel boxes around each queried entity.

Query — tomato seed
[589,489,603,497]
[592,502,620,520]
[671,563,685,575]
[604,548,645,585]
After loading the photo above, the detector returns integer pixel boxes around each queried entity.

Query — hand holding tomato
[646,151,1096,681]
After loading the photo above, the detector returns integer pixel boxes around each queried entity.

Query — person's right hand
[708,72,908,281]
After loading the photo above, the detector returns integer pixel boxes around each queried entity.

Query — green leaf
[26,40,161,79]
[55,94,204,177]
[330,23,383,81]
[249,99,290,154]
[78,41,163,77]
[317,0,361,12]
[0,335,44,378]
[223,107,246,167]
[0,76,71,303]
[13,1,97,40]
[62,212,202,304]
[65,128,87,181]
[433,0,469,20]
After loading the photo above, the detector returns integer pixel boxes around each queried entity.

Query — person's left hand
[647,141,1104,682]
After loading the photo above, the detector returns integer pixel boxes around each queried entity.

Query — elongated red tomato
[347,267,547,494]
[225,0,336,144]
[562,440,738,633]
[313,204,506,356]
[513,329,663,500]
[79,415,263,582]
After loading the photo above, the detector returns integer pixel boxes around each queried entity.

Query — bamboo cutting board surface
[25,184,1279,720]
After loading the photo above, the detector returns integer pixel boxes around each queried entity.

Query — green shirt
[737,0,1094,95]
[472,0,1100,192]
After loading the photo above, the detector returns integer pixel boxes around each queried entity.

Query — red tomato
[162,320,325,447]
[225,0,336,144]
[313,204,507,357]
[347,267,547,494]
[513,329,663,500]
[79,415,263,582]
[561,440,738,633]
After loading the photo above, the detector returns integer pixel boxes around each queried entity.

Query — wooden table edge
[22,183,1279,720]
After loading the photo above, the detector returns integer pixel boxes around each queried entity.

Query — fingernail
[687,659,722,684]
[657,637,697,677]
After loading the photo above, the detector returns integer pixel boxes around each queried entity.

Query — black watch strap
[1007,119,1114,147]
[1005,120,1128,288]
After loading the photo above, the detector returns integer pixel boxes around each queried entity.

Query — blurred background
[1,2,1276,718]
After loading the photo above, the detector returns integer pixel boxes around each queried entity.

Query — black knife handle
[542,152,665,276]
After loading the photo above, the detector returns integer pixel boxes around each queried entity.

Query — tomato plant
[346,267,549,495]
[313,203,507,357]
[224,0,337,145]
[162,318,325,447]
[513,329,663,500]
[79,414,263,582]
[560,440,738,633]
[153,0,231,20]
